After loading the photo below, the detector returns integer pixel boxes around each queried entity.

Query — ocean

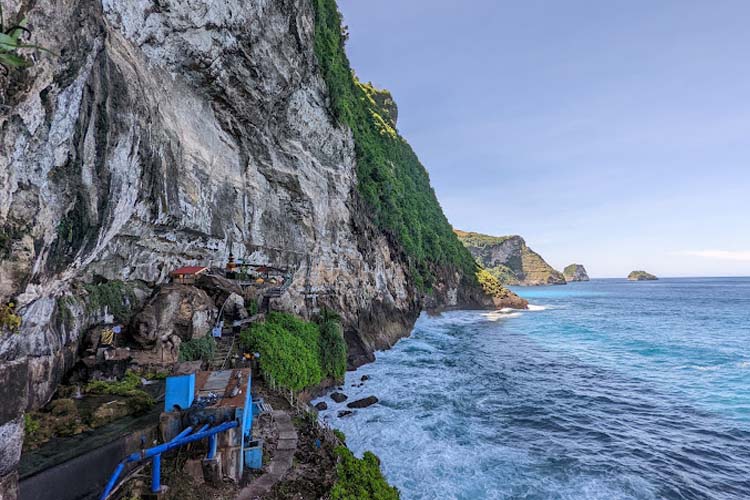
[314,278,750,499]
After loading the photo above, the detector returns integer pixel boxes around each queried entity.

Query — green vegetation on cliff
[313,0,476,289]
[179,336,217,362]
[240,312,347,391]
[0,302,21,332]
[331,446,400,500]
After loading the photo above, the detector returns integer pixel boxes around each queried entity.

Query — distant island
[564,264,590,282]
[628,270,658,281]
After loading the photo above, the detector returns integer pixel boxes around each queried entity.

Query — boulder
[133,284,217,347]
[346,396,379,409]
[330,392,347,403]
[194,273,244,307]
[314,402,328,411]
[360,375,370,382]
[337,410,353,418]
[223,292,249,321]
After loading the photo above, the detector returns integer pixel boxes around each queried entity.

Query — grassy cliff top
[453,230,519,248]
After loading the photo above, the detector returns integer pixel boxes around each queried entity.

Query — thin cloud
[678,250,750,262]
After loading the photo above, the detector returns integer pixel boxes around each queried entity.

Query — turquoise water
[315,278,750,499]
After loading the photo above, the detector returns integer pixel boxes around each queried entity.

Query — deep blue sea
[315,278,750,499]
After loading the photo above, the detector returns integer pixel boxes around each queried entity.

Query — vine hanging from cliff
[312,0,477,290]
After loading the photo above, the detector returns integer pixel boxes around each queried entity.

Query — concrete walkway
[237,410,297,499]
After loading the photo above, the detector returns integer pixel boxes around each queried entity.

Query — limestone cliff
[563,264,590,282]
[0,0,495,493]
[455,230,566,286]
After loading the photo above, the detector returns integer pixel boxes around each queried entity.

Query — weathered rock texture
[563,264,590,282]
[455,230,566,286]
[133,284,217,347]
[0,0,491,492]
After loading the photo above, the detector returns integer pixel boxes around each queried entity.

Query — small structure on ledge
[171,266,208,285]
[100,368,266,499]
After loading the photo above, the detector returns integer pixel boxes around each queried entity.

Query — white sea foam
[482,310,523,321]
[527,304,547,311]
[737,361,750,369]
[684,365,721,371]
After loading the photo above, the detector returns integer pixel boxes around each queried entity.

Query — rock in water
[315,402,328,411]
[331,392,348,403]
[563,264,590,282]
[628,270,658,281]
[347,396,379,409]
[337,410,354,418]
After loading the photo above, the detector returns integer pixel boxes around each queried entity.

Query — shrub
[126,391,155,415]
[319,317,347,381]
[476,269,513,299]
[178,336,216,362]
[0,302,21,332]
[331,446,400,500]
[246,298,258,317]
[86,370,142,396]
[24,413,40,436]
[333,429,346,443]
[241,313,323,391]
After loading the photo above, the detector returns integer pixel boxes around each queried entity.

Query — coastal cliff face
[455,230,566,286]
[0,0,494,492]
[563,264,590,282]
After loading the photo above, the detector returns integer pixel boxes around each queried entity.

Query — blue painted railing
[99,420,239,500]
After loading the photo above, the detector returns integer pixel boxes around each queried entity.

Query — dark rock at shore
[314,402,328,411]
[347,396,379,409]
[361,375,370,382]
[337,410,354,418]
[331,392,347,403]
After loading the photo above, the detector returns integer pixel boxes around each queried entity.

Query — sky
[337,0,750,278]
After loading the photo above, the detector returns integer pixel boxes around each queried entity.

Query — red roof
[171,266,208,275]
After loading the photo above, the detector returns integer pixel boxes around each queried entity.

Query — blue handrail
[99,420,239,500]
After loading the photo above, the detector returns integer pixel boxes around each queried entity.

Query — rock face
[0,0,494,493]
[563,264,590,282]
[455,231,566,286]
[133,284,217,347]
[628,270,658,281]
